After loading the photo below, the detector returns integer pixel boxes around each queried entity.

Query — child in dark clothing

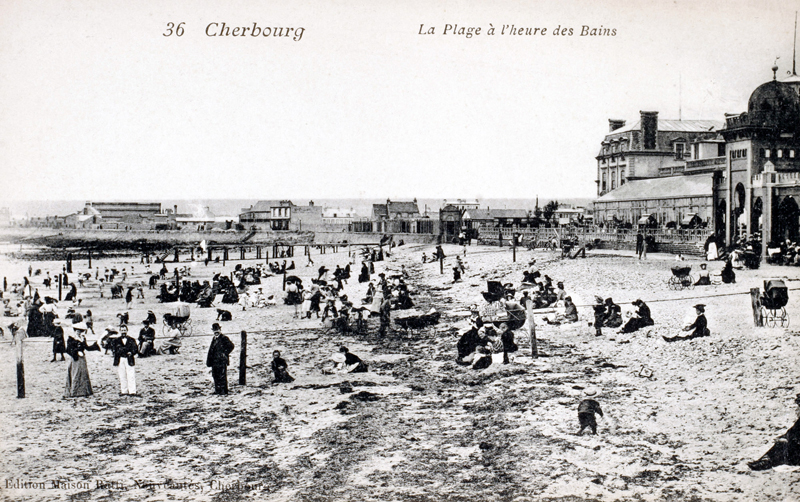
[578,398,604,435]
[592,296,605,336]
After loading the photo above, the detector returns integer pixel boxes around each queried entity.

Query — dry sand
[1,242,799,501]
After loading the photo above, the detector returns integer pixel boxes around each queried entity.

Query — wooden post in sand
[239,331,247,385]
[513,236,517,263]
[283,269,287,291]
[88,250,92,269]
[439,254,444,275]
[15,335,25,398]
[750,288,762,327]
[528,300,537,358]
[58,274,62,302]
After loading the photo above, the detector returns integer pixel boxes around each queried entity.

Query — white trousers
[117,360,137,394]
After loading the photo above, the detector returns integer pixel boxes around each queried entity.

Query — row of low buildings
[593,63,800,248]
[16,198,588,240]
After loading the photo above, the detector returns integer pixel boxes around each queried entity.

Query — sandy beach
[1,243,799,501]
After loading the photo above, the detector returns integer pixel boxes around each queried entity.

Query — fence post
[750,288,762,327]
[15,335,25,398]
[513,238,516,263]
[88,250,92,269]
[528,300,537,358]
[439,254,444,275]
[58,274,62,301]
[239,331,247,385]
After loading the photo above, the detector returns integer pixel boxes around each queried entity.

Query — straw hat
[72,321,88,331]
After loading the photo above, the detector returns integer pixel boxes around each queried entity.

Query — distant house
[322,206,357,225]
[553,206,587,226]
[0,207,10,227]
[239,200,293,230]
[290,201,324,231]
[175,206,237,230]
[463,208,531,228]
[372,199,420,220]
[84,201,162,223]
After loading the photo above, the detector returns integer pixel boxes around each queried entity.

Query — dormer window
[675,142,686,160]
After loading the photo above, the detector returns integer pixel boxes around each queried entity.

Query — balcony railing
[686,156,725,170]
[752,171,800,187]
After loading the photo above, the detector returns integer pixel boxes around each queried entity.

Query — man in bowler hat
[206,323,234,395]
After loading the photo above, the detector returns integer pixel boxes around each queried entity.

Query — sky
[2,0,800,202]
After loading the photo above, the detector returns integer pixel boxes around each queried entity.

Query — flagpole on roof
[794,11,798,76]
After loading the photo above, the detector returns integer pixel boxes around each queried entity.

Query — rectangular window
[675,143,685,159]
[791,150,796,158]
[765,149,771,158]
[778,149,783,158]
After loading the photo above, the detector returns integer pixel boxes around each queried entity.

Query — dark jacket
[65,336,100,361]
[206,334,234,367]
[687,314,708,338]
[578,399,604,417]
[112,335,139,366]
[138,326,156,344]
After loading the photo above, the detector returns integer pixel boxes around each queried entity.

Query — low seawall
[0,227,440,249]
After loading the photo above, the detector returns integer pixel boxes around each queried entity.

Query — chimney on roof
[174,205,178,214]
[609,119,626,132]
[640,111,658,150]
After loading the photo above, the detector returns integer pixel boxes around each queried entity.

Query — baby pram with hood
[759,279,789,328]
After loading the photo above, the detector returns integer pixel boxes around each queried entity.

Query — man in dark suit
[206,323,234,395]
[112,324,139,395]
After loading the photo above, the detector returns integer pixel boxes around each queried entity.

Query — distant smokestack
[174,205,178,214]
[641,111,658,150]
[609,119,625,132]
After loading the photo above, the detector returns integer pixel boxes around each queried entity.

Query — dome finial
[773,65,779,80]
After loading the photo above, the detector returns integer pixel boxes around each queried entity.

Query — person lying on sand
[749,394,800,470]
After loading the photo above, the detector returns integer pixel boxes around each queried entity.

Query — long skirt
[64,357,93,397]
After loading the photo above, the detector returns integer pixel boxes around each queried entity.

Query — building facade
[718,67,800,249]
[596,112,723,196]
[239,200,293,230]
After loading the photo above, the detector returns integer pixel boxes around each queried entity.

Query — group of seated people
[456,309,518,369]
[268,261,295,274]
[767,239,800,266]
[362,273,414,312]
[240,287,277,309]
[591,296,655,335]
